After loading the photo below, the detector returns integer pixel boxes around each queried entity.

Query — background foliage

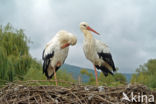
[131,59,156,89]
[80,69,126,86]
[0,24,32,84]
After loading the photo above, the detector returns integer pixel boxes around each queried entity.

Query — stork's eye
[83,24,86,27]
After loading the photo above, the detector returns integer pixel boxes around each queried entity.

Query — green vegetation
[0,24,32,85]
[80,69,95,84]
[24,68,76,86]
[0,24,75,87]
[80,69,126,86]
[131,59,156,89]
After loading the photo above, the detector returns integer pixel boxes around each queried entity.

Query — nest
[0,80,156,104]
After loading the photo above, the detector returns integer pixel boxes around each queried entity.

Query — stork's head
[68,33,77,46]
[58,30,77,49]
[80,22,99,35]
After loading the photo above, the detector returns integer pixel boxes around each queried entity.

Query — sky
[0,0,156,73]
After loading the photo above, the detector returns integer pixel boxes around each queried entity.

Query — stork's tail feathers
[97,52,116,72]
[95,65,114,76]
[43,60,60,79]
[42,59,51,78]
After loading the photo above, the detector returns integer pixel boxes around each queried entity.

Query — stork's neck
[82,30,93,41]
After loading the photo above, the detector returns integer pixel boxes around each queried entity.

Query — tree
[0,24,34,84]
[131,59,156,88]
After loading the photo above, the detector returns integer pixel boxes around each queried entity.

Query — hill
[60,64,132,83]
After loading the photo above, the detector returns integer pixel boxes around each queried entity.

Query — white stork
[80,22,116,86]
[42,30,77,86]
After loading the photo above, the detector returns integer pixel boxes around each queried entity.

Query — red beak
[87,26,100,35]
[61,43,70,49]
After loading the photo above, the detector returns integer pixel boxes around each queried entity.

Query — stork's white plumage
[80,22,116,86]
[42,30,77,85]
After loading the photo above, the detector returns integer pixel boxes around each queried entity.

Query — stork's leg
[93,65,99,86]
[53,67,58,86]
[53,61,61,86]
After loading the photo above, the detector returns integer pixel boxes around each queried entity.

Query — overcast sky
[0,0,156,73]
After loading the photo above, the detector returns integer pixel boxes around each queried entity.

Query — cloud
[0,0,156,73]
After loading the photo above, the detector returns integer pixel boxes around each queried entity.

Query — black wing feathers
[98,52,116,71]
[42,50,54,60]
[42,50,54,78]
[95,65,113,76]
[96,51,116,76]
[43,59,50,74]
[42,49,45,60]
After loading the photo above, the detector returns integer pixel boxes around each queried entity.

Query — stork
[42,30,77,86]
[80,22,116,86]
